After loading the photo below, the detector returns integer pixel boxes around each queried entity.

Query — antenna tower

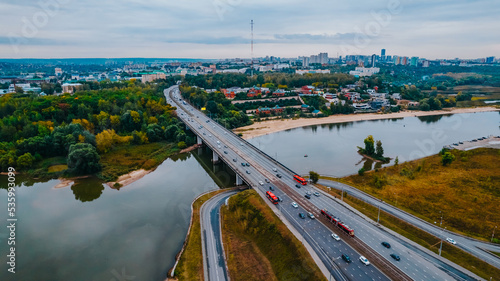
[251,19,254,77]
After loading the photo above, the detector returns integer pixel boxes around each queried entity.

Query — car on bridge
[359,256,370,266]
[446,238,457,245]
[313,192,320,197]
[295,184,301,188]
[246,170,250,174]
[291,202,298,208]
[269,186,274,191]
[381,241,391,248]
[331,233,340,241]
[241,163,246,166]
[308,212,315,219]
[305,194,311,199]
[298,213,306,219]
[342,254,351,263]
[276,174,282,178]
[233,159,237,162]
[390,254,400,261]
[265,179,270,183]
[259,181,264,185]
[245,163,250,167]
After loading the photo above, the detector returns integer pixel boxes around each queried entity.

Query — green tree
[309,171,319,183]
[358,167,365,176]
[67,143,101,174]
[394,156,399,165]
[364,135,375,155]
[177,141,187,149]
[441,151,455,166]
[375,140,384,158]
[17,152,35,169]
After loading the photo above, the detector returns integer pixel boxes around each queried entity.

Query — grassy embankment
[315,148,500,279]
[221,190,325,281]
[99,141,180,182]
[173,188,237,280]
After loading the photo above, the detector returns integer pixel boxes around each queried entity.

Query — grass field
[221,190,325,281]
[313,183,500,279]
[173,188,237,280]
[99,141,180,182]
[341,148,500,240]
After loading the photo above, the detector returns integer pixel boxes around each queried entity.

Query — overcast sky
[0,0,498,59]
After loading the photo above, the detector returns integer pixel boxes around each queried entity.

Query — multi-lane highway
[200,190,238,281]
[165,85,488,281]
[317,179,500,269]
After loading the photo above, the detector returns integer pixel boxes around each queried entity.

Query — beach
[234,107,499,139]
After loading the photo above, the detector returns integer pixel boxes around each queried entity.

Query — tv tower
[251,19,254,77]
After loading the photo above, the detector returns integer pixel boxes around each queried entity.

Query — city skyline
[0,0,499,59]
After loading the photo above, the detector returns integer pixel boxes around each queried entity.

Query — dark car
[245,163,250,167]
[276,174,282,178]
[223,151,228,154]
[381,242,391,248]
[295,184,301,188]
[269,186,274,191]
[305,194,311,199]
[233,159,237,162]
[342,254,351,263]
[299,213,306,219]
[277,196,283,202]
[241,163,245,166]
[246,170,250,174]
[390,254,400,261]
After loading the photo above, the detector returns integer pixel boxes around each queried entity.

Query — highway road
[165,85,486,280]
[165,86,389,281]
[318,179,500,270]
[200,190,238,281]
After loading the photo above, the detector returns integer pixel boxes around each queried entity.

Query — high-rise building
[410,57,419,66]
[302,57,310,67]
[371,54,377,67]
[401,56,408,65]
[319,52,329,64]
[486,56,495,63]
[381,49,386,56]
[393,55,399,65]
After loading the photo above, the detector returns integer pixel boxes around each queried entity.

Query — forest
[0,80,194,176]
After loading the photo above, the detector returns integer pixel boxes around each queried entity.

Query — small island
[357,135,390,163]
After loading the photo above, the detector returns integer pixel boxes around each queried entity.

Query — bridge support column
[212,151,219,163]
[236,174,243,186]
[197,135,202,145]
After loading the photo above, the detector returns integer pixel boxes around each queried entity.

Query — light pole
[377,200,381,224]
[492,226,497,243]
[439,227,447,256]
[341,186,344,201]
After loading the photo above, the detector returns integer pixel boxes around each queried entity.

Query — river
[247,111,499,176]
[0,111,498,280]
[0,149,235,281]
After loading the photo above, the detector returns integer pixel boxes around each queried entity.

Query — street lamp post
[377,200,381,224]
[492,226,497,243]
[439,227,447,256]
[341,186,343,201]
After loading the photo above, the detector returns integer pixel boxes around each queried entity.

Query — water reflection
[70,177,105,202]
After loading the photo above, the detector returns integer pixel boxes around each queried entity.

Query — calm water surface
[248,111,499,176]
[0,150,233,281]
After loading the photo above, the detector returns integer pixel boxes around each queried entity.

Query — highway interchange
[165,85,495,281]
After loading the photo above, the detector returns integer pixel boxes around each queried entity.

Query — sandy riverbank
[106,169,151,188]
[234,107,499,139]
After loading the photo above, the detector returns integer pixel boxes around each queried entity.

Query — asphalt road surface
[201,190,238,281]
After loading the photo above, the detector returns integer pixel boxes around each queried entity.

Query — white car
[359,256,370,265]
[446,238,457,245]
[291,202,298,208]
[308,212,315,219]
[259,181,264,186]
[331,233,340,241]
